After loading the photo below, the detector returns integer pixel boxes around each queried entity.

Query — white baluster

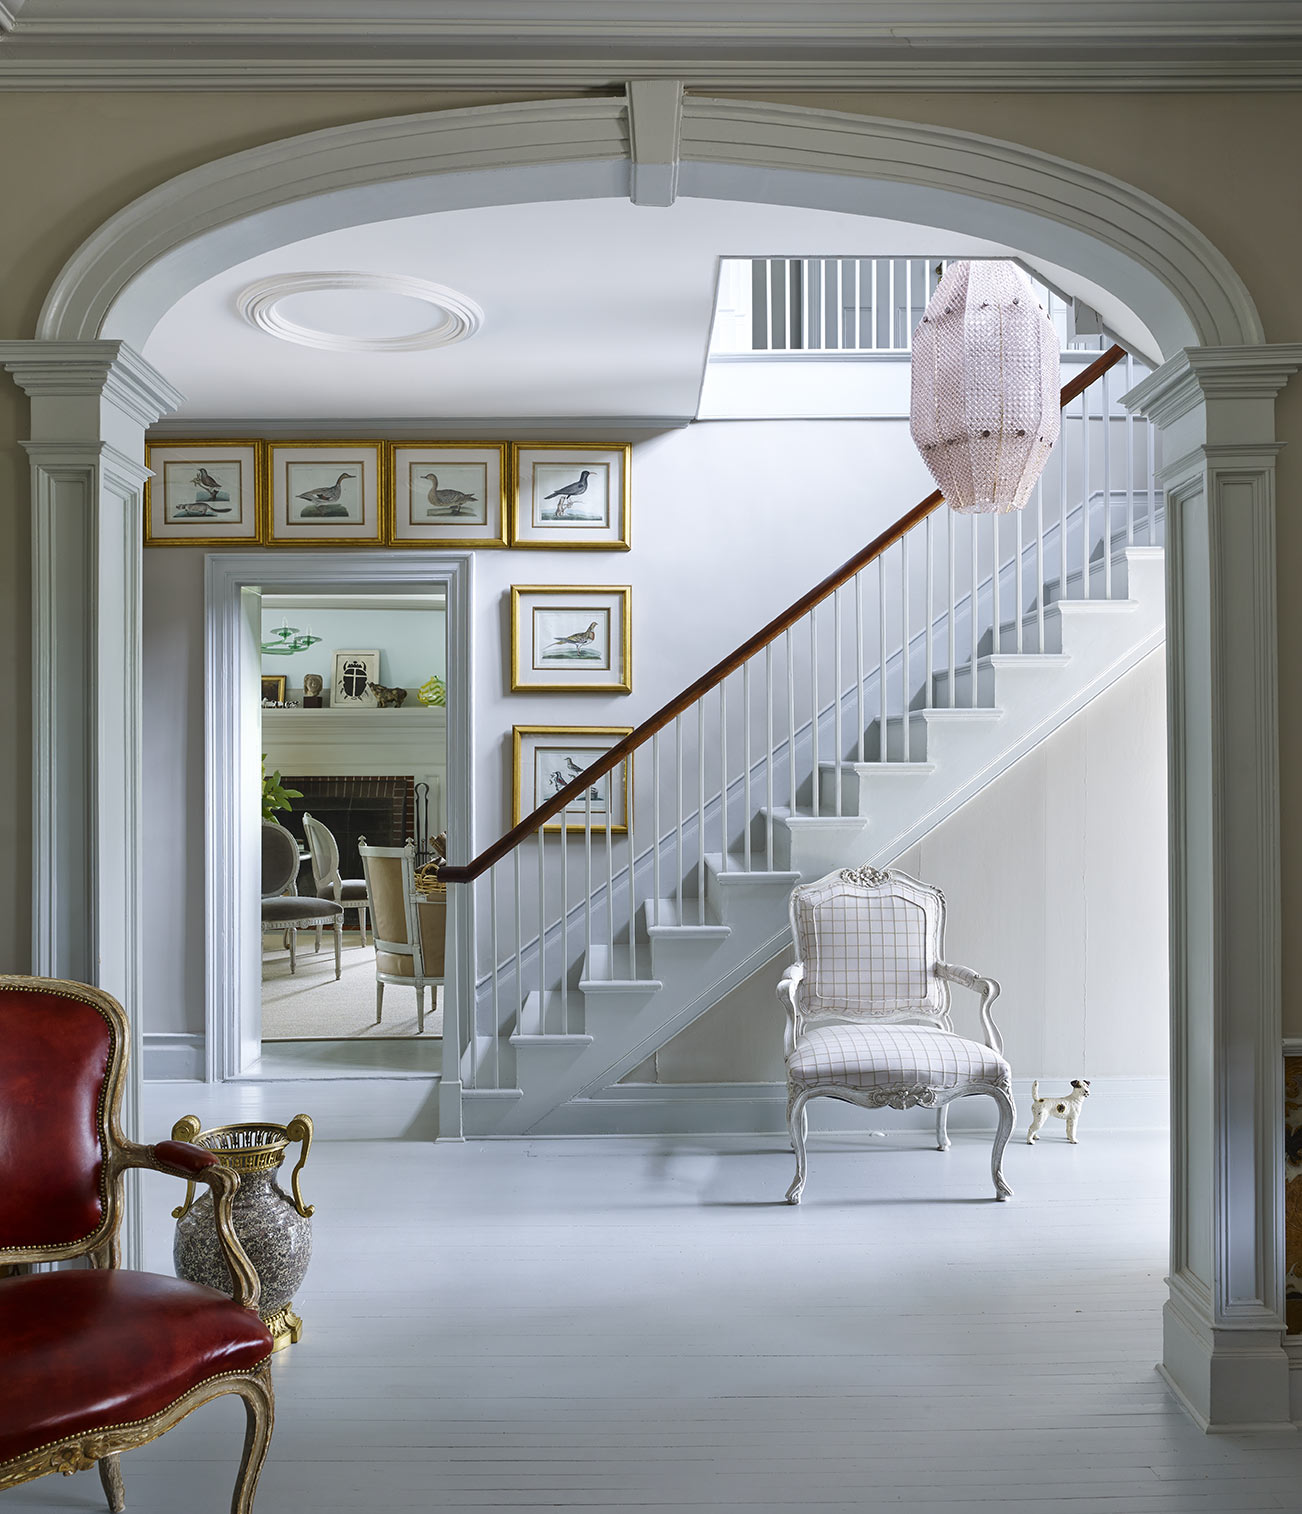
[719,676,728,866]
[652,730,662,926]
[1126,353,1136,547]
[489,863,500,1086]
[1082,377,1093,598]
[764,259,773,353]
[783,258,792,351]
[765,643,775,872]
[743,661,753,867]
[835,258,843,350]
[901,537,910,761]
[560,821,569,1034]
[605,786,615,976]
[888,258,896,349]
[833,588,843,816]
[1102,365,1112,599]
[871,260,879,350]
[625,771,636,981]
[1036,477,1046,654]
[905,259,913,348]
[969,511,979,705]
[1148,418,1158,545]
[947,510,956,709]
[819,257,827,351]
[855,570,865,764]
[786,627,797,811]
[1059,415,1068,600]
[925,517,934,705]
[853,258,861,350]
[878,555,888,756]
[1015,504,1024,653]
[991,513,1001,653]
[584,789,593,981]
[809,605,819,809]
[514,846,523,1034]
[537,826,546,1030]
[675,716,685,921]
[696,701,706,922]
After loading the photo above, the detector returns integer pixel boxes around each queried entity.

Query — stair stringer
[463,547,1165,1137]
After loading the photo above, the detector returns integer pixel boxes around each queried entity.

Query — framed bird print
[387,442,508,548]
[144,441,262,546]
[510,585,631,694]
[267,442,382,545]
[509,443,631,550]
[513,725,632,834]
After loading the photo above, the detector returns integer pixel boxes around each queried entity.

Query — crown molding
[0,339,184,426]
[3,57,1302,90]
[1122,344,1302,430]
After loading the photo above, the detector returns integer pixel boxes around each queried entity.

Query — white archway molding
[37,92,1261,359]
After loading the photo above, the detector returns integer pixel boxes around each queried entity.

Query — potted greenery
[262,756,302,823]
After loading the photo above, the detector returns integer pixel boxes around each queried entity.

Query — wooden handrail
[441,343,1128,884]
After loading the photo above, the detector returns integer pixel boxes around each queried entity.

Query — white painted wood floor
[12,1084,1302,1514]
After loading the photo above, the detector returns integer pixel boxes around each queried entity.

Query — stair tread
[515,989,588,1041]
[644,897,730,935]
[581,944,662,991]
[704,852,801,883]
[817,761,935,776]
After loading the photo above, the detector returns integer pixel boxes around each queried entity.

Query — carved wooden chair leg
[315,924,322,953]
[936,1102,951,1152]
[333,916,342,981]
[358,903,369,946]
[97,1454,125,1514]
[785,1090,811,1205]
[416,982,426,1034]
[375,981,384,1023]
[989,1085,1016,1201]
[288,928,297,975]
[230,1367,275,1514]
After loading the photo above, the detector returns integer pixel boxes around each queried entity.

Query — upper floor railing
[708,256,1111,358]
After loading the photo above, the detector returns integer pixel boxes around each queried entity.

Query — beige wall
[640,649,1168,1085]
[0,89,1297,1031]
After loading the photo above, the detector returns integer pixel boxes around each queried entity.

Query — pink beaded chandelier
[910,260,1060,514]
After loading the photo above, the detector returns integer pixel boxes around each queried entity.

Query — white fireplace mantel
[262,706,447,830]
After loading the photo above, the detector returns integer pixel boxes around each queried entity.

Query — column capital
[0,339,183,429]
[1122,343,1302,432]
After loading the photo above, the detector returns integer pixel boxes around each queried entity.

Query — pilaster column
[1126,344,1302,1428]
[0,341,182,1257]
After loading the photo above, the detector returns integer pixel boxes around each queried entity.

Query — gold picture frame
[510,585,632,694]
[509,443,631,550]
[144,440,263,546]
[513,725,632,834]
[267,441,384,546]
[386,442,508,548]
[260,674,287,703]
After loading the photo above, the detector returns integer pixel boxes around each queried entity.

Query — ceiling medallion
[236,271,484,354]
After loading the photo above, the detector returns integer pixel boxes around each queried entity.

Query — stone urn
[171,1114,315,1352]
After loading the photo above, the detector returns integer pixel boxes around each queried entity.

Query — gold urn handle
[284,1113,315,1217]
[169,1114,203,1220]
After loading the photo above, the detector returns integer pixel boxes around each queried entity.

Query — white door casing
[7,89,1294,1425]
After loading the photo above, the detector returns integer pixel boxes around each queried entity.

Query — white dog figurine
[1026,1079,1091,1144]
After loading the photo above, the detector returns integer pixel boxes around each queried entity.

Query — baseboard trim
[524,1075,1168,1137]
[143,1032,205,1081]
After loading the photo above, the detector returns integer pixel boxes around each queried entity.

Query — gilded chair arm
[115,1140,262,1313]
[778,962,806,1059]
[935,961,1004,1056]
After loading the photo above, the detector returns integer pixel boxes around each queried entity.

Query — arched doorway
[4,88,1293,1428]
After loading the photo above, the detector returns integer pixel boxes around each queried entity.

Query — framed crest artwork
[144,441,262,545]
[509,443,630,550]
[267,442,382,545]
[513,726,632,834]
[330,649,380,709]
[388,442,508,547]
[510,585,631,694]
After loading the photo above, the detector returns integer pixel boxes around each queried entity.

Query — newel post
[1126,345,1302,1428]
[0,340,182,1263]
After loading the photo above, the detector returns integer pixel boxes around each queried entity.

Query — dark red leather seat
[0,1270,273,1465]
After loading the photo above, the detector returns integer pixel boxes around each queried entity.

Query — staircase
[441,346,1165,1136]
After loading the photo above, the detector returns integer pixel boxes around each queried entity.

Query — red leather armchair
[0,975,275,1513]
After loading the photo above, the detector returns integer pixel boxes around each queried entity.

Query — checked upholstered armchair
[780,867,1016,1205]
[0,975,275,1514]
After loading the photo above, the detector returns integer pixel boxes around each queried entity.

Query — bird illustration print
[295,471,356,518]
[546,621,600,657]
[177,466,232,515]
[542,469,592,518]
[419,472,479,517]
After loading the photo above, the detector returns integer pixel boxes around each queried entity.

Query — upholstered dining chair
[261,820,343,978]
[303,812,371,947]
[780,866,1016,1205]
[358,838,445,1033]
[0,974,275,1513]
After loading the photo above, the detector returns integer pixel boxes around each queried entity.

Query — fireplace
[281,775,415,886]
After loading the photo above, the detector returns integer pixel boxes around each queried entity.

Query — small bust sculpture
[301,672,324,708]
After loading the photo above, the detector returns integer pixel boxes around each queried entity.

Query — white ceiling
[145,196,1135,427]
[3,1,1299,88]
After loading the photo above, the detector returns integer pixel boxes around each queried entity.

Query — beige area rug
[261,936,443,1040]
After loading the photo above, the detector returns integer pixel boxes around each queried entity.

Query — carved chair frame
[779,869,1016,1205]
[0,974,274,1514]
